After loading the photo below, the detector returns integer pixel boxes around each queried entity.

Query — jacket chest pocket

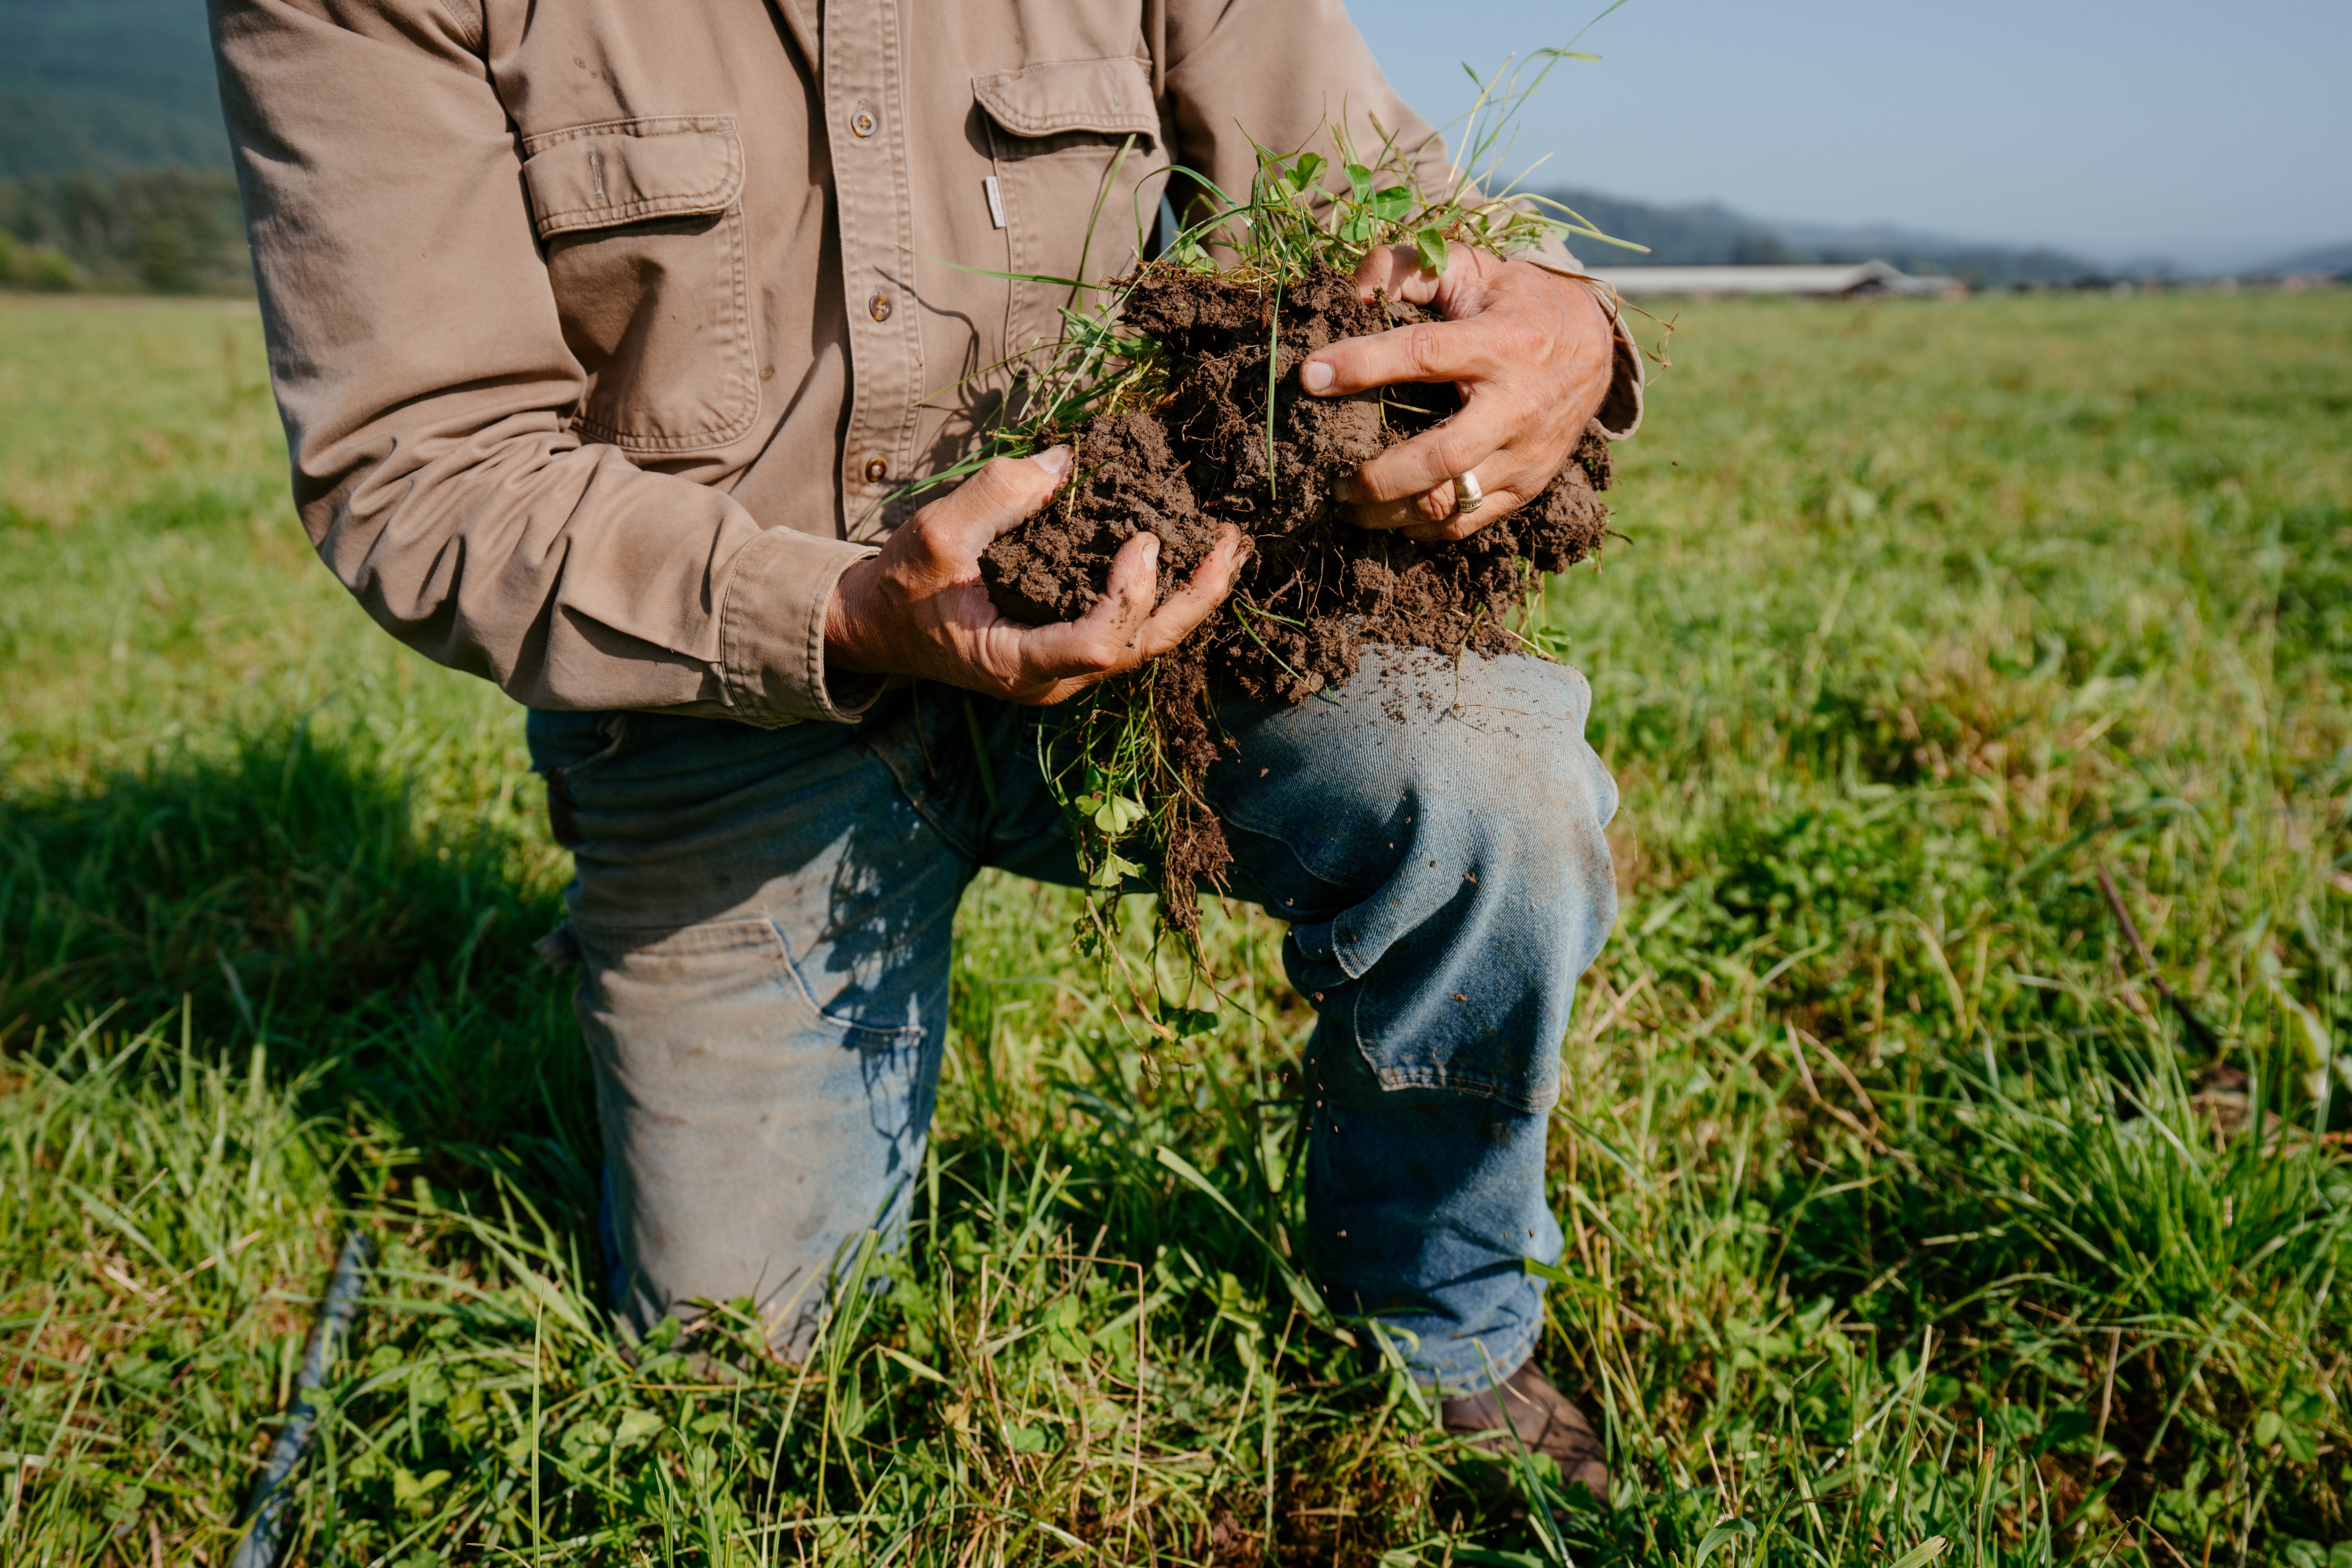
[522,116,760,456]
[975,57,1164,361]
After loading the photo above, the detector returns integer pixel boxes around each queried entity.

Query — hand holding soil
[969,254,1617,931]
[1302,241,1618,543]
[824,448,1247,705]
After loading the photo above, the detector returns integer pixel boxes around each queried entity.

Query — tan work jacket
[208,0,1642,723]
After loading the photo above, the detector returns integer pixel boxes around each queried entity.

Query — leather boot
[1440,1361,1608,1500]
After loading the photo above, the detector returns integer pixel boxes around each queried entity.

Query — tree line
[0,167,248,294]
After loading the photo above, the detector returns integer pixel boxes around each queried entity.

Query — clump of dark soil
[980,262,1613,930]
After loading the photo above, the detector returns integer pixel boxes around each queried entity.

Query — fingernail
[1300,360,1334,394]
[1033,444,1073,480]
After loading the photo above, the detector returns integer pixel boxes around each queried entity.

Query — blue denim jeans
[526,647,1617,1391]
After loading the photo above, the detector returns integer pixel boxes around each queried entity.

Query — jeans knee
[1462,730,1619,971]
[1316,686,1618,977]
[1220,651,1620,1111]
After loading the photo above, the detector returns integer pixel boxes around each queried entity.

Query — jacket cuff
[1518,240,1645,441]
[717,526,884,724]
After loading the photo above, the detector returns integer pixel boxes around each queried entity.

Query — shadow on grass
[0,720,599,1215]
[0,713,1325,1305]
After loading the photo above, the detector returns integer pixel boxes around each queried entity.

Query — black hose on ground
[228,1229,373,1568]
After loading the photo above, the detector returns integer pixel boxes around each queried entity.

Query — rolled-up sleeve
[207,0,870,722]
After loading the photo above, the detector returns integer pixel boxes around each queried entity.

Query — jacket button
[863,457,889,484]
[868,290,892,322]
[851,103,877,139]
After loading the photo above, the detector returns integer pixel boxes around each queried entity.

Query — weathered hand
[1298,243,1616,542]
[823,447,1246,705]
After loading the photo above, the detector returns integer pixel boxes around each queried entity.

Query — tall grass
[1,288,2347,1564]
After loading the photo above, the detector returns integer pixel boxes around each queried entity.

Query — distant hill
[1543,191,1794,269]
[0,0,230,178]
[2257,240,2352,278]
[0,0,240,291]
[1540,187,2105,290]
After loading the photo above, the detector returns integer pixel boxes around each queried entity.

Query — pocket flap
[973,56,1158,143]
[521,116,743,238]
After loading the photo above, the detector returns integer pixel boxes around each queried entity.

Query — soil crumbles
[980,262,1613,931]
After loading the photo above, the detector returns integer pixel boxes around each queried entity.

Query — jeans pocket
[526,709,629,780]
[573,914,935,1157]
[574,915,923,1048]
[528,712,629,848]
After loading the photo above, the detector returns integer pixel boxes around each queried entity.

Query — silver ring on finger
[1452,468,1486,515]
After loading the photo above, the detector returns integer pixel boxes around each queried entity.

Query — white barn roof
[1585,260,1964,298]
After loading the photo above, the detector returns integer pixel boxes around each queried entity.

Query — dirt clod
[980,262,1613,928]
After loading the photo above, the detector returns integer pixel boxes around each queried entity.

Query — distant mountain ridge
[1538,187,2102,289]
[1538,186,2351,286]
[2260,240,2352,277]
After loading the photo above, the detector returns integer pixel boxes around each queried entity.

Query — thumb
[931,447,1073,555]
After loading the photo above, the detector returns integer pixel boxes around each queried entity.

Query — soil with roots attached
[980,262,1613,929]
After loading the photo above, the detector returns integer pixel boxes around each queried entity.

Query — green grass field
[3,287,2348,1567]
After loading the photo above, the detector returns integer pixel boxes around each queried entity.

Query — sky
[1345,0,2352,271]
